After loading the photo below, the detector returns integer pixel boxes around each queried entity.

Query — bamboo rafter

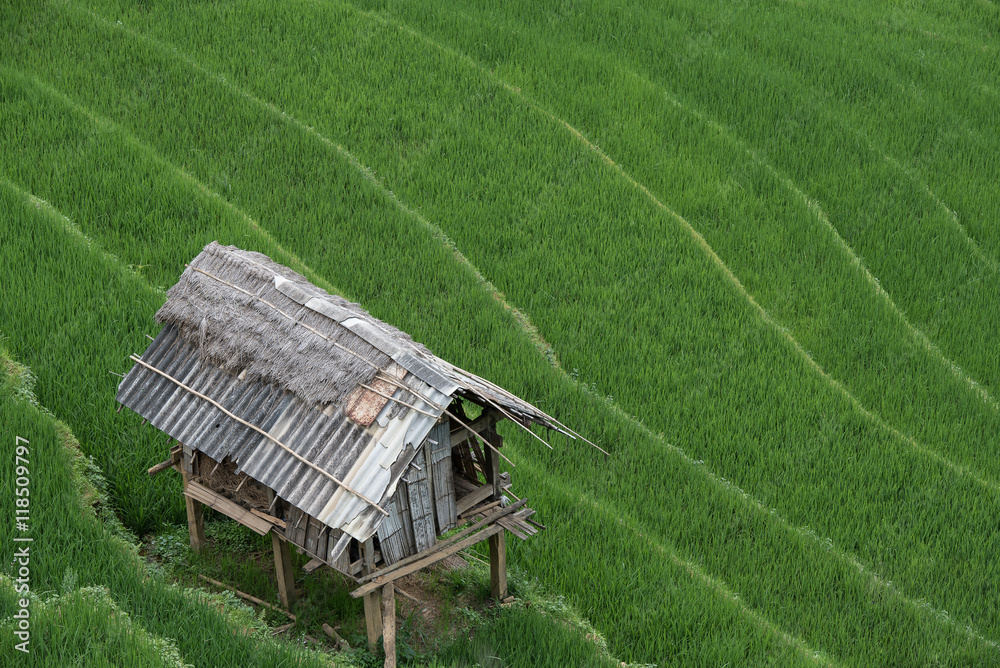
[128,354,389,516]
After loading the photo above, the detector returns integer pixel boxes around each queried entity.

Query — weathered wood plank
[302,557,325,574]
[453,473,478,495]
[383,584,396,668]
[448,408,502,447]
[184,479,272,535]
[315,524,329,561]
[483,427,503,500]
[405,448,436,552]
[272,533,297,609]
[376,493,411,565]
[148,446,182,477]
[355,499,527,587]
[249,507,286,530]
[458,499,501,520]
[304,516,320,557]
[497,517,530,540]
[455,484,493,515]
[182,470,207,552]
[362,537,383,649]
[427,421,456,534]
[352,524,504,598]
[489,530,507,600]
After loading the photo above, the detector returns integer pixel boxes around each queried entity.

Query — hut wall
[376,494,413,565]
[426,421,456,533]
[377,421,455,566]
[405,446,437,553]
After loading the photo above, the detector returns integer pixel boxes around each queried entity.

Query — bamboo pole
[452,377,554,450]
[198,574,296,621]
[443,408,516,468]
[128,354,388,516]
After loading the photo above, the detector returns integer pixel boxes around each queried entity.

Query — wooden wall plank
[426,421,456,534]
[405,448,436,552]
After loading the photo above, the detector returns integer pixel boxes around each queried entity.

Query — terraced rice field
[2,0,998,664]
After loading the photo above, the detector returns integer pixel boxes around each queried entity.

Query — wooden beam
[147,446,182,477]
[458,499,502,520]
[184,480,274,535]
[449,408,502,447]
[382,584,396,668]
[351,524,504,599]
[302,557,325,574]
[355,499,527,586]
[483,428,503,501]
[362,538,383,650]
[455,484,494,515]
[250,507,287,530]
[489,530,507,600]
[181,470,207,553]
[272,533,297,609]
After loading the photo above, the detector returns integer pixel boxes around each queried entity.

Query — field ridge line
[533,473,844,667]
[653,91,1000,415]
[76,4,559,369]
[339,6,1000,496]
[774,0,997,57]
[0,173,157,293]
[5,66,346,302]
[850,125,999,272]
[579,378,1000,651]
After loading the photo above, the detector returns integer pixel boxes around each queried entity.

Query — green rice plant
[3,1,1000,664]
[339,0,1000,395]
[86,0,1000,498]
[0,320,334,665]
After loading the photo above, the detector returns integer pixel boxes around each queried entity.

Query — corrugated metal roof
[116,242,563,554]
[118,325,448,546]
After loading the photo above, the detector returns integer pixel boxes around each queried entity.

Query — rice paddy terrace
[2,0,999,665]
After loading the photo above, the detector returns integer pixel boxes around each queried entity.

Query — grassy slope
[348,0,1000,391]
[2,0,999,664]
[0,85,807,666]
[0,189,334,667]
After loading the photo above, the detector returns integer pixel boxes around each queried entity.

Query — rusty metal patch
[343,363,407,426]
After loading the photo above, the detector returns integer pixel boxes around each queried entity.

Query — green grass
[0,287,333,665]
[2,0,1000,664]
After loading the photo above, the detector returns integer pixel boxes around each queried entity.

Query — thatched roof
[117,242,567,556]
[155,242,558,427]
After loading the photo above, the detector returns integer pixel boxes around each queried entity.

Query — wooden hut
[116,242,578,655]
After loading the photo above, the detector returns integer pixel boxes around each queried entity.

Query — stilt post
[362,537,383,649]
[489,531,507,600]
[271,532,297,609]
[180,446,207,552]
[382,583,396,668]
[484,428,508,599]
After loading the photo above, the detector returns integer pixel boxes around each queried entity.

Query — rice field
[2,0,999,664]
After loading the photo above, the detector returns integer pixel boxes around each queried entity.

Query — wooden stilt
[382,584,396,668]
[272,532,297,609]
[483,428,503,500]
[489,530,508,600]
[181,469,207,553]
[362,537,383,650]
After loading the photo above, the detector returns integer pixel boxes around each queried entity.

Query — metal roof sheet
[117,325,448,544]
[116,242,569,550]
